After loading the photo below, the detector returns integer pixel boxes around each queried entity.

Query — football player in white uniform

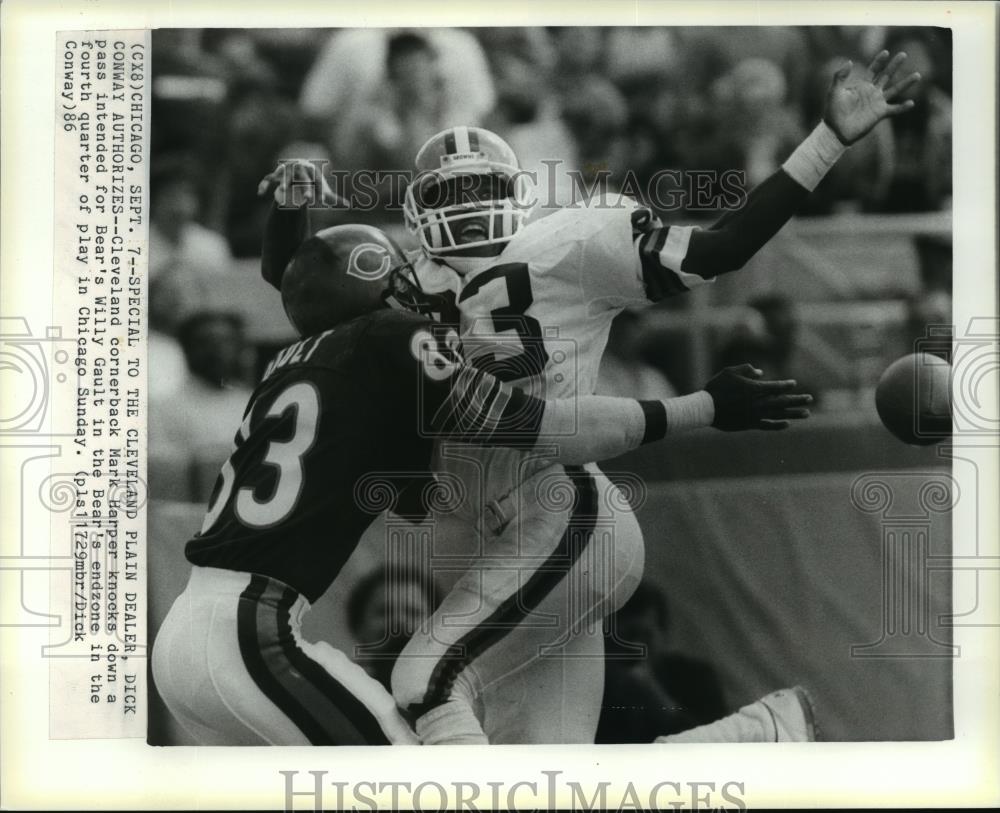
[381,50,920,745]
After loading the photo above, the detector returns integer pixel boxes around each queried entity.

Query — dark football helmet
[281,224,414,336]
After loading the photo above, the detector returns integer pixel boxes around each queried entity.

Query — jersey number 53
[458,262,549,382]
[200,382,320,534]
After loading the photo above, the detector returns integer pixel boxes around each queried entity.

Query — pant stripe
[237,575,389,745]
[274,587,391,745]
[416,466,598,713]
[237,576,327,743]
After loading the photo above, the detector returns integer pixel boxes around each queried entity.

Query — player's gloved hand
[256,159,343,209]
[704,364,813,431]
[822,50,921,145]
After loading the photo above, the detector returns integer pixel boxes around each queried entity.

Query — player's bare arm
[646,50,921,284]
[434,351,813,465]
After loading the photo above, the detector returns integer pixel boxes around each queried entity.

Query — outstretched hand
[704,364,813,432]
[823,50,922,146]
[256,159,344,209]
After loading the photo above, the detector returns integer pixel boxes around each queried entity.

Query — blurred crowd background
[149,25,953,465]
[148,26,954,745]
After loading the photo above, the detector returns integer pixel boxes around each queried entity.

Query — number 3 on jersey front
[200,382,320,534]
[458,262,549,382]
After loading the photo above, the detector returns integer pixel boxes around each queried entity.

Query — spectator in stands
[299,29,493,227]
[605,26,681,86]
[717,295,798,379]
[478,28,580,214]
[878,30,952,212]
[674,26,812,113]
[597,582,728,743]
[346,565,440,691]
[715,294,819,405]
[149,30,229,161]
[211,32,301,256]
[147,276,192,404]
[149,311,253,467]
[560,76,631,193]
[150,155,234,281]
[347,33,445,170]
[905,234,953,361]
[300,28,494,169]
[800,58,896,215]
[550,26,607,87]
[704,58,806,187]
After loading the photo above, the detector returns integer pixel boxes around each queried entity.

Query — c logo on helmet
[347,243,392,281]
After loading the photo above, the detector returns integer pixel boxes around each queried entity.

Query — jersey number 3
[458,262,549,382]
[200,382,320,534]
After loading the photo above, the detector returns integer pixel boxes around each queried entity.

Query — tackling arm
[434,361,811,464]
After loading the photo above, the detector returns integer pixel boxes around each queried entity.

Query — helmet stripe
[454,126,471,154]
[468,128,479,153]
[443,129,457,154]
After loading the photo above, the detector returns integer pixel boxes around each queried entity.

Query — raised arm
[257,160,347,290]
[640,51,920,289]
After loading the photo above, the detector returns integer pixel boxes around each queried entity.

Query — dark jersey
[185,309,543,601]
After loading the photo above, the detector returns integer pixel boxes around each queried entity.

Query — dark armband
[640,392,715,443]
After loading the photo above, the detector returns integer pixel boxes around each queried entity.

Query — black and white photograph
[1,1,997,809]
[145,24,955,746]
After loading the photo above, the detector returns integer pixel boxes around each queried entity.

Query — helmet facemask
[382,259,454,321]
[404,166,534,259]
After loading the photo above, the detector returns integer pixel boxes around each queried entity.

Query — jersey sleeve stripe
[639,228,687,299]
[437,365,510,437]
[483,378,512,431]
[658,224,694,272]
[436,364,542,446]
[640,225,714,300]
[659,225,714,290]
[458,371,503,432]
[432,364,477,432]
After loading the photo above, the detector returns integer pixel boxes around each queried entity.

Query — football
[875,352,952,445]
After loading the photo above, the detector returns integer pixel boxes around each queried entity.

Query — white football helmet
[403,126,534,259]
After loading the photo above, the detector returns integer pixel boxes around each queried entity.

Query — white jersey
[412,197,710,505]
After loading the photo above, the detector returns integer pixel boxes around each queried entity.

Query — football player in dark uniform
[150,176,811,745]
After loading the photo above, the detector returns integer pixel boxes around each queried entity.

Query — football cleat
[403,125,535,258]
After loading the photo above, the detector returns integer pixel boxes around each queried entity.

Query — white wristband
[781,121,847,192]
[663,391,715,433]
